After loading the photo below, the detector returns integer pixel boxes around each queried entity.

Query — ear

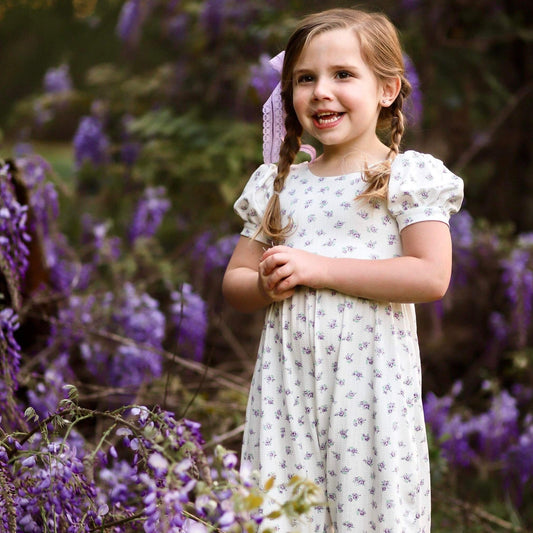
[379,75,401,107]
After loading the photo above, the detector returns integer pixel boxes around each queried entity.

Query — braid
[259,113,303,244]
[357,80,409,201]
[389,91,406,158]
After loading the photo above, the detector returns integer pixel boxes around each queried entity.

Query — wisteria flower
[250,54,281,101]
[0,308,22,426]
[73,116,110,169]
[116,0,154,46]
[27,353,74,418]
[170,283,208,361]
[49,283,165,390]
[128,186,171,243]
[15,440,98,531]
[403,54,423,126]
[502,248,533,348]
[0,163,31,288]
[43,64,72,94]
[191,231,239,273]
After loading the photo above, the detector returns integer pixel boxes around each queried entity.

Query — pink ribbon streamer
[262,51,316,164]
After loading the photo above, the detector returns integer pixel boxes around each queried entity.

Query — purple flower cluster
[505,420,533,500]
[122,407,268,533]
[40,213,121,296]
[0,162,31,425]
[50,294,97,350]
[81,214,122,265]
[116,0,141,43]
[27,181,59,238]
[14,155,79,296]
[141,454,197,531]
[49,283,165,390]
[450,210,474,249]
[403,54,423,126]
[73,116,110,169]
[27,353,74,419]
[474,390,519,461]
[192,231,239,273]
[16,155,58,238]
[93,408,212,531]
[190,450,250,532]
[43,232,88,294]
[128,186,171,244]
[15,153,50,189]
[16,440,98,532]
[97,458,140,518]
[43,64,72,94]
[117,407,204,530]
[424,384,533,501]
[2,384,317,532]
[449,210,476,287]
[97,284,165,388]
[208,234,240,271]
[0,445,17,531]
[249,54,281,101]
[116,0,154,46]
[17,157,120,296]
[199,0,254,39]
[3,403,223,532]
[170,283,208,362]
[0,308,22,425]
[501,247,533,348]
[0,163,31,289]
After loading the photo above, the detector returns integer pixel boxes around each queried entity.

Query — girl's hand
[259,246,325,299]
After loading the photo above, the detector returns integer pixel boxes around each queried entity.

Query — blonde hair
[259,8,412,244]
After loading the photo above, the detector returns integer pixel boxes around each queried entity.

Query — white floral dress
[234,151,463,533]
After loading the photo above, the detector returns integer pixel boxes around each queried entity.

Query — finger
[269,287,295,302]
[266,265,291,288]
[274,274,297,293]
[260,254,287,276]
[261,245,289,261]
[275,287,296,300]
[259,259,273,278]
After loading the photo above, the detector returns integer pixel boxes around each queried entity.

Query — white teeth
[316,113,341,124]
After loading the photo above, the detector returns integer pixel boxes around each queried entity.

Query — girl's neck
[309,141,390,177]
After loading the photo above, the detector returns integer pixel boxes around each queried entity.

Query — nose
[312,77,333,100]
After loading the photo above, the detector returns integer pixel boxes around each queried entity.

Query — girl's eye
[296,74,314,84]
[336,71,352,80]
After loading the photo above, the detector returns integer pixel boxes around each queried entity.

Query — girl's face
[292,28,388,160]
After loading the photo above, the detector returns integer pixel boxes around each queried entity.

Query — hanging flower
[43,64,72,94]
[73,116,110,169]
[128,186,171,244]
[170,283,207,362]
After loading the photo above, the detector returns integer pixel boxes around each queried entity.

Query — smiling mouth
[313,112,345,126]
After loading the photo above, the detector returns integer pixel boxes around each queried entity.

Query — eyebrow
[293,64,360,75]
[330,64,359,71]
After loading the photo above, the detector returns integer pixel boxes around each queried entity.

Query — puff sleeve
[388,150,464,232]
[233,163,277,244]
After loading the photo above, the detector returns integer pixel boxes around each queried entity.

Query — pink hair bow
[262,51,316,164]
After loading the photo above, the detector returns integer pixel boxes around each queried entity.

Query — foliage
[2,393,323,532]
[0,153,323,530]
[0,0,531,531]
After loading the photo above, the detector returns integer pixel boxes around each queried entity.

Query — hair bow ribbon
[262,51,316,164]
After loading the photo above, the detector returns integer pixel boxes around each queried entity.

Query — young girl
[223,8,463,533]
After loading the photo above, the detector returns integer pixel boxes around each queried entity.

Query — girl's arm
[222,236,289,312]
[259,220,453,304]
